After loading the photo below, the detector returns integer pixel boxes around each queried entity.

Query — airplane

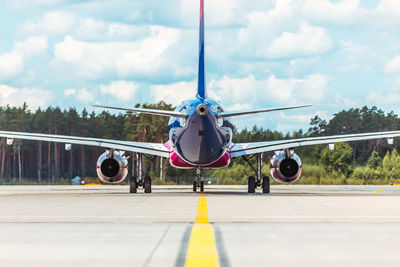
[1,0,400,194]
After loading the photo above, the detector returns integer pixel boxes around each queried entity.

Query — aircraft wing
[230,130,400,158]
[0,131,170,158]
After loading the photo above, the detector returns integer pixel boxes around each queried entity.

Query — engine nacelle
[96,151,128,183]
[270,150,302,183]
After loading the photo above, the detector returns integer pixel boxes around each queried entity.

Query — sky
[1,0,400,133]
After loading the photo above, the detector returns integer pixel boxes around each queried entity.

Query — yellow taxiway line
[372,189,385,194]
[185,194,219,267]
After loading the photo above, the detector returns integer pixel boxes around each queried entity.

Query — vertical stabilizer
[197,0,206,99]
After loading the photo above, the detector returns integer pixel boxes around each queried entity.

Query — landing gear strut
[129,153,152,194]
[244,153,270,194]
[193,169,204,192]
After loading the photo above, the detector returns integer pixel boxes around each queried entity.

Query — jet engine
[270,150,302,183]
[96,150,128,183]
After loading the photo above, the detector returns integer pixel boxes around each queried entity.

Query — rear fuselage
[167,97,233,168]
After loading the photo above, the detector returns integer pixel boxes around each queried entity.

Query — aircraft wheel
[248,176,256,193]
[193,180,197,192]
[262,176,270,194]
[144,176,152,194]
[200,181,204,192]
[129,176,137,193]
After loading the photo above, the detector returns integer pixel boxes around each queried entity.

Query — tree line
[0,104,399,185]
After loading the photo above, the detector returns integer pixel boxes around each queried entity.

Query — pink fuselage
[165,141,231,169]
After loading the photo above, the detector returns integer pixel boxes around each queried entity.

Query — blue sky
[1,0,400,133]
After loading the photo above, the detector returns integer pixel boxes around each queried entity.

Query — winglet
[197,0,206,99]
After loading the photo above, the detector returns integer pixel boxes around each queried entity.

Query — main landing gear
[193,169,204,192]
[244,153,270,194]
[129,153,152,194]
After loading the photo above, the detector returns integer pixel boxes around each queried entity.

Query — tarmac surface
[1,184,400,266]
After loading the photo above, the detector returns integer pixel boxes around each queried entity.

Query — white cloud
[17,11,77,36]
[63,87,94,103]
[116,26,187,78]
[180,0,253,27]
[75,88,94,103]
[0,84,52,109]
[366,78,400,106]
[268,24,334,59]
[385,56,400,73]
[235,1,334,59]
[0,36,48,79]
[302,0,365,25]
[276,110,330,132]
[75,19,149,41]
[54,26,189,80]
[237,1,298,57]
[0,51,24,79]
[14,35,48,56]
[150,81,196,106]
[366,91,400,106]
[209,73,331,108]
[375,0,400,19]
[18,11,150,41]
[64,88,76,96]
[209,75,259,104]
[100,80,139,101]
[6,0,78,8]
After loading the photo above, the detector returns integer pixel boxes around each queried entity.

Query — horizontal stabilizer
[93,105,187,118]
[217,105,312,118]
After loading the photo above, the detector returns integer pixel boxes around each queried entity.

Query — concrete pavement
[1,185,400,266]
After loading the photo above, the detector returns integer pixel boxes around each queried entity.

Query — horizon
[0,102,396,136]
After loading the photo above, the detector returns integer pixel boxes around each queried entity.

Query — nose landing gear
[193,169,204,192]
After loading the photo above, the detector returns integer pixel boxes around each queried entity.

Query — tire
[200,181,204,192]
[248,176,256,193]
[144,176,152,194]
[129,176,137,194]
[193,180,197,192]
[262,176,270,194]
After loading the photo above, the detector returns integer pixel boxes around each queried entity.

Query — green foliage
[299,164,326,185]
[1,104,400,185]
[211,163,253,185]
[367,151,383,169]
[321,143,354,176]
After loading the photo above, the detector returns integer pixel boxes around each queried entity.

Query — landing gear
[244,153,270,194]
[262,176,270,194]
[193,180,197,192]
[130,176,137,193]
[130,153,152,194]
[248,176,256,193]
[193,169,204,192]
[144,176,152,194]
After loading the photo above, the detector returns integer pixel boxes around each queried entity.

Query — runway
[1,185,400,266]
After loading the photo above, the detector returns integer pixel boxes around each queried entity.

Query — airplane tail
[197,0,206,99]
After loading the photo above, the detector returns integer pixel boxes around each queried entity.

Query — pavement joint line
[143,224,171,267]
[184,194,220,267]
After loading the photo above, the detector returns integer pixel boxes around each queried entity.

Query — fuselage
[167,97,234,169]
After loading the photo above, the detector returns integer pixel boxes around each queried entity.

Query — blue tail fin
[197,0,206,99]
